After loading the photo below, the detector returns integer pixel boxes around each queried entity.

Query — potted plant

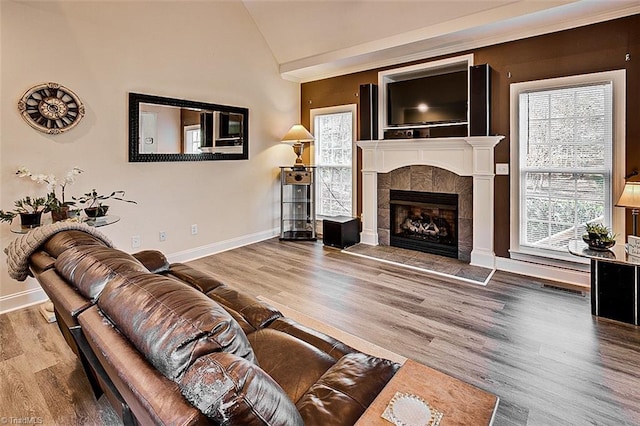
[0,196,52,228]
[583,223,616,251]
[585,223,609,240]
[73,189,137,217]
[16,166,83,222]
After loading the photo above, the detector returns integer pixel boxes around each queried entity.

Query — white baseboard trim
[0,287,48,315]
[167,228,280,263]
[470,249,496,269]
[495,256,590,287]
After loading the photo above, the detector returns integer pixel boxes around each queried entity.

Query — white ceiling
[241,0,640,82]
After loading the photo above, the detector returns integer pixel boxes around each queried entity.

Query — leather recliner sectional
[27,229,399,425]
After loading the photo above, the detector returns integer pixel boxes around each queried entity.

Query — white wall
[0,1,299,312]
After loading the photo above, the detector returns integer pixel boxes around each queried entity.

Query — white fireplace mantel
[356,136,504,269]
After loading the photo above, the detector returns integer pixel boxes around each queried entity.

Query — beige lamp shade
[616,181,640,209]
[616,180,640,236]
[281,124,314,168]
[281,124,314,144]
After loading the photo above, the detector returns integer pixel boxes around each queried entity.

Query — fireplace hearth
[390,190,458,258]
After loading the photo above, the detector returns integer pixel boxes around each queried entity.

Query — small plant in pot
[73,189,137,218]
[0,196,52,228]
[583,223,616,251]
[15,166,83,222]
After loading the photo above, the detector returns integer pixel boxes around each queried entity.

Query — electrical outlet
[159,231,167,242]
[191,224,198,235]
[131,235,141,249]
[496,163,509,175]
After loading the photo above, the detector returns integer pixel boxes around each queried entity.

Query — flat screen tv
[387,70,468,127]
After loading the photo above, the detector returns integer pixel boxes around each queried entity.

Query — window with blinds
[518,83,612,252]
[313,109,354,217]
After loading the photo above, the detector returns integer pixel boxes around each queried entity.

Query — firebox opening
[390,190,458,259]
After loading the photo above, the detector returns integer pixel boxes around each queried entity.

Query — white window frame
[509,70,626,267]
[183,124,201,153]
[310,104,357,218]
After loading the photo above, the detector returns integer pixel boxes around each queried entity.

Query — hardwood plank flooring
[188,239,640,426]
[1,237,639,425]
[0,308,121,425]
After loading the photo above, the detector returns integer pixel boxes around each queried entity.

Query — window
[510,71,625,263]
[311,105,356,217]
[183,125,201,154]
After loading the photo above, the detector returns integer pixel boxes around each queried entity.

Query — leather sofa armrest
[29,251,56,275]
[131,250,170,273]
[36,269,92,328]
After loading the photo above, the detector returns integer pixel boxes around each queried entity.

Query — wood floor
[2,238,640,425]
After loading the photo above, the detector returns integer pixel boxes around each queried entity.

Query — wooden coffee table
[356,359,499,425]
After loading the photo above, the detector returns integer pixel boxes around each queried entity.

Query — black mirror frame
[128,92,249,162]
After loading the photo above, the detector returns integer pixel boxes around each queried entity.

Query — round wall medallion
[18,82,85,134]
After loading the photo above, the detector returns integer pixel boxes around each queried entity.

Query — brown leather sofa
[28,229,399,425]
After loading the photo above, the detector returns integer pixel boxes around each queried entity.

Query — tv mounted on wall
[386,70,468,127]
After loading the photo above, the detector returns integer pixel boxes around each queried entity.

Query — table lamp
[281,124,314,170]
[616,179,640,236]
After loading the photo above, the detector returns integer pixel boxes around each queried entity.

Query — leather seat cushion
[179,351,303,426]
[98,273,256,380]
[55,246,149,300]
[247,328,336,403]
[41,230,108,258]
[296,352,400,426]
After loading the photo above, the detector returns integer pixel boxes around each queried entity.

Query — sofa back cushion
[97,273,255,380]
[206,286,282,330]
[179,351,303,425]
[42,230,109,258]
[55,246,149,300]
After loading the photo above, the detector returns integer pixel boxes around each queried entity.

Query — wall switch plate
[496,163,509,175]
[131,235,141,248]
[191,224,198,235]
[159,231,167,242]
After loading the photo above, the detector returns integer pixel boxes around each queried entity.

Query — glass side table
[568,239,639,325]
[10,215,120,234]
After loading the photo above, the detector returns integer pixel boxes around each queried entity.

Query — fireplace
[390,190,458,258]
[357,136,503,269]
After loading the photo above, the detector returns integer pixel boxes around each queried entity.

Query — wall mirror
[128,92,248,162]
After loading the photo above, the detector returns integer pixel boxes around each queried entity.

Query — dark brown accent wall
[301,14,640,259]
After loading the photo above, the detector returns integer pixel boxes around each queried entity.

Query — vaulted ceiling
[241,0,640,82]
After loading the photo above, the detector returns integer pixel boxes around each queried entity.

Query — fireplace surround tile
[410,165,433,192]
[432,167,457,193]
[456,176,473,220]
[389,167,411,190]
[377,165,473,261]
[378,207,390,233]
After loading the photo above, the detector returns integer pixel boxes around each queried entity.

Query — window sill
[509,246,590,272]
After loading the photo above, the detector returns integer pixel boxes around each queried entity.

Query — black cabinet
[569,239,639,326]
[323,216,360,249]
[592,260,637,324]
